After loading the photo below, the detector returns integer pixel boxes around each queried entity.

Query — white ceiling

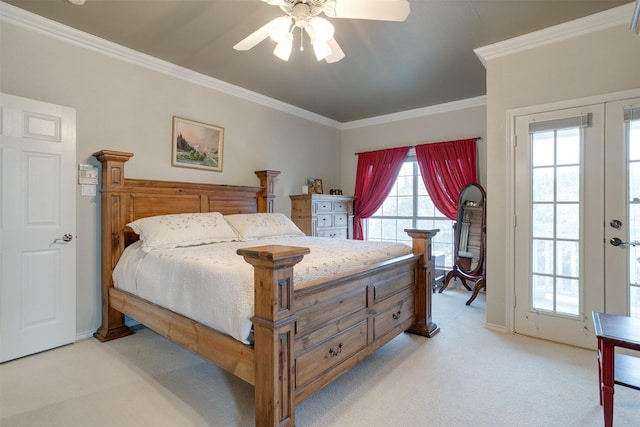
[3,0,630,122]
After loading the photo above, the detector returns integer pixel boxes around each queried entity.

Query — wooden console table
[592,311,640,427]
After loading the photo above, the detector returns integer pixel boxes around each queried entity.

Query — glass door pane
[530,128,581,316]
[628,119,640,318]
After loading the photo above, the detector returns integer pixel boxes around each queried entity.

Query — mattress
[113,236,412,344]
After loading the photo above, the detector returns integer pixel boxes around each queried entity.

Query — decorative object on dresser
[171,116,224,172]
[306,177,324,194]
[290,193,354,239]
[440,183,486,305]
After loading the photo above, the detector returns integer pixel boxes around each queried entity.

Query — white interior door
[514,104,604,349]
[0,93,76,362]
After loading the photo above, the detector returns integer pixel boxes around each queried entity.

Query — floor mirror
[440,183,486,305]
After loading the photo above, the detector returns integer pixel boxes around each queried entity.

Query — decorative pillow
[127,212,238,252]
[224,213,305,241]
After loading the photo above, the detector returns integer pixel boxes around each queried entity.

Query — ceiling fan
[234,0,410,63]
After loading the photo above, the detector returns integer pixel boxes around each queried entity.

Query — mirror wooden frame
[440,183,486,305]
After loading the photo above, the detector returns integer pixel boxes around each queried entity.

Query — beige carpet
[1,285,638,427]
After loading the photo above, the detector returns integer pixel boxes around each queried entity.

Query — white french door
[604,97,640,318]
[514,96,640,349]
[514,104,604,349]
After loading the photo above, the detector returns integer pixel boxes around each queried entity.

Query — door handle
[610,237,639,247]
[53,234,73,244]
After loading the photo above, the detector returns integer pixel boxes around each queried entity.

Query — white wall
[1,19,342,337]
[481,6,640,329]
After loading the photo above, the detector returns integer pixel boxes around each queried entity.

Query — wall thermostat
[78,164,98,185]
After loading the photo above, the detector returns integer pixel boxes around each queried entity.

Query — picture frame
[306,177,323,194]
[306,177,315,194]
[172,116,224,171]
[313,178,324,194]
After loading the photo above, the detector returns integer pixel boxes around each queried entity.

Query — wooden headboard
[92,149,280,340]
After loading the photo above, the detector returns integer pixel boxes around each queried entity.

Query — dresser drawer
[295,320,368,388]
[332,201,349,212]
[316,214,333,228]
[333,213,348,227]
[316,228,347,239]
[373,292,414,341]
[315,200,333,212]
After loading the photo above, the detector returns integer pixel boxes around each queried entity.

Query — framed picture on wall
[171,116,224,171]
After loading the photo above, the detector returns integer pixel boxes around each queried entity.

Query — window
[365,158,455,267]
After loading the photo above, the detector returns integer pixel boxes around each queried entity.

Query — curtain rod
[354,137,482,155]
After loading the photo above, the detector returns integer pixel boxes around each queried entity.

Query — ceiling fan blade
[325,38,345,63]
[326,0,410,22]
[233,22,271,51]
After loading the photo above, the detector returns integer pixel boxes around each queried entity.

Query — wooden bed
[93,149,439,427]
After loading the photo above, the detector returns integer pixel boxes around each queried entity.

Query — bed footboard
[238,229,438,427]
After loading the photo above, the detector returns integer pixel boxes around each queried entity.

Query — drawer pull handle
[392,310,402,320]
[329,343,343,357]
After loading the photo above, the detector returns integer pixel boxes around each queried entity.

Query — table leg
[597,337,603,405]
[601,340,615,427]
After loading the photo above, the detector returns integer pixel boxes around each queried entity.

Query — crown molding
[339,96,487,130]
[475,2,636,67]
[0,2,342,128]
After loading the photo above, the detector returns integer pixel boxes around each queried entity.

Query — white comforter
[113,237,412,344]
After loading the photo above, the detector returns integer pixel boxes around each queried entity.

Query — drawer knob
[392,310,402,320]
[329,343,343,357]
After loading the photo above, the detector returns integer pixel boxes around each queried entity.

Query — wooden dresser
[290,194,354,239]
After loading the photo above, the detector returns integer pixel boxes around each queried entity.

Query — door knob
[610,237,639,247]
[53,234,73,243]
[610,219,622,229]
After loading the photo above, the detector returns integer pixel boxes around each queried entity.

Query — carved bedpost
[255,170,280,213]
[93,150,135,342]
[237,245,309,427]
[405,229,440,337]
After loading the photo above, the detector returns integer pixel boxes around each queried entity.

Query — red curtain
[415,139,477,220]
[353,146,409,240]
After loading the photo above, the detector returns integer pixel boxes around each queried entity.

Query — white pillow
[127,212,238,252]
[224,213,305,241]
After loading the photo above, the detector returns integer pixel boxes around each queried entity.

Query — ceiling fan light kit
[274,34,294,60]
[268,16,293,42]
[234,0,410,63]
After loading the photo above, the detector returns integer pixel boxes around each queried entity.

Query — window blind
[624,106,640,122]
[529,113,591,133]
